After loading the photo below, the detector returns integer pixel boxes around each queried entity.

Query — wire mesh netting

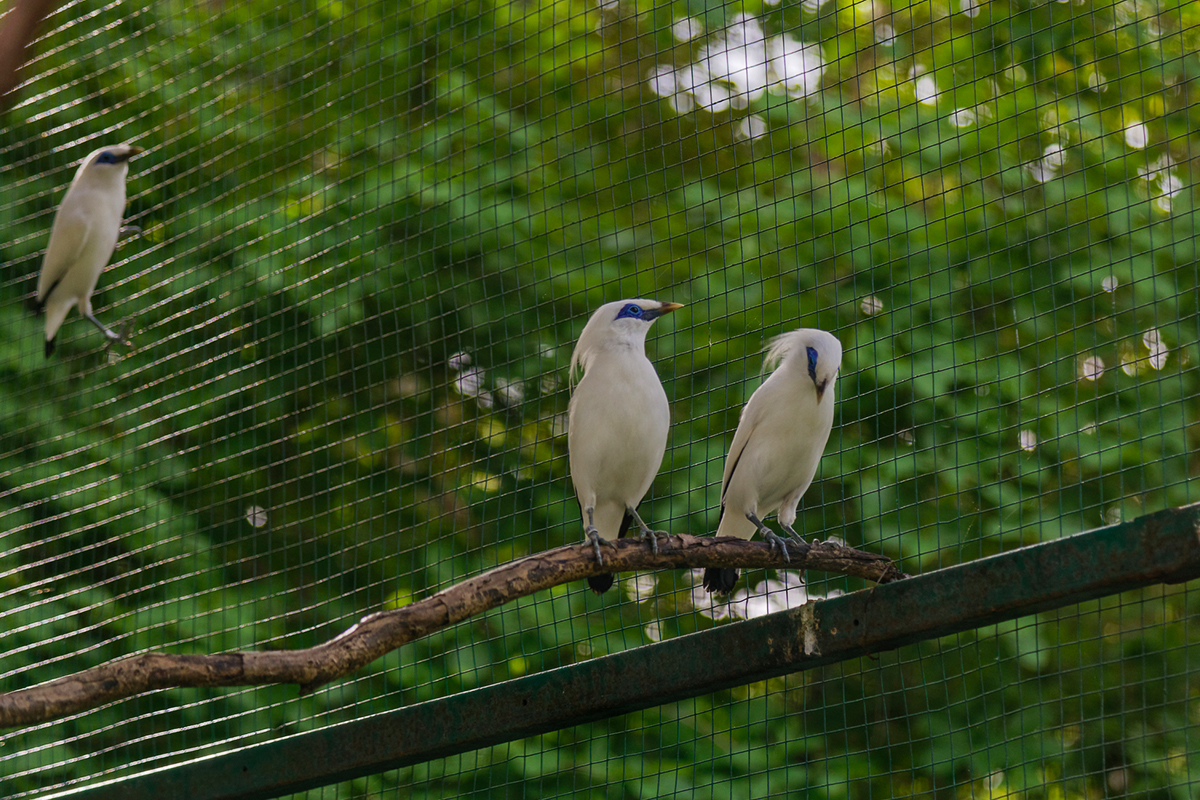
[277,599,1199,799]
[1,0,1199,796]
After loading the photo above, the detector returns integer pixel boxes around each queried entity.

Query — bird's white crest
[761,328,842,379]
[36,143,143,357]
[568,298,681,388]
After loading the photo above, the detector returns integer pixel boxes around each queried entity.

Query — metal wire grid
[269,588,1199,798]
[1,0,1199,796]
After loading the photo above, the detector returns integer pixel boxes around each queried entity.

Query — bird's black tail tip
[44,338,56,359]
[587,573,615,595]
[702,567,740,595]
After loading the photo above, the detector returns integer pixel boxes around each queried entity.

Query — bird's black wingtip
[44,338,56,359]
[587,573,615,595]
[702,567,740,595]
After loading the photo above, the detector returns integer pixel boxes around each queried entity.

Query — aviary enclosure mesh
[1,0,1198,796]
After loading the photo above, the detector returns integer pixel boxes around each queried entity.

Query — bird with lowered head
[704,327,843,594]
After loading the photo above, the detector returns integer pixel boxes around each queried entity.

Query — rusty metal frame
[41,504,1200,800]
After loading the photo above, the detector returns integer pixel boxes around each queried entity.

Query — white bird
[568,298,683,594]
[36,143,143,358]
[704,328,843,594]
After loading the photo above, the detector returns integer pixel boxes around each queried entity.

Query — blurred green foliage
[1,0,1199,795]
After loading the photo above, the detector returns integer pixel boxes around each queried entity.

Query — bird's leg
[83,312,125,344]
[583,507,616,566]
[779,523,812,558]
[746,512,791,563]
[626,506,662,555]
[113,313,137,347]
[117,225,142,242]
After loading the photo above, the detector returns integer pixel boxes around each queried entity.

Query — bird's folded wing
[719,398,767,502]
[37,211,91,302]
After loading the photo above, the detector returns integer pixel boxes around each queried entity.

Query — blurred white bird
[568,298,683,594]
[704,328,843,594]
[37,143,143,358]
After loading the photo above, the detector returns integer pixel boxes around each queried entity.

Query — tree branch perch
[0,535,905,729]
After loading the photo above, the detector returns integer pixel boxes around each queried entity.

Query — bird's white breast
[568,347,670,512]
[718,363,834,538]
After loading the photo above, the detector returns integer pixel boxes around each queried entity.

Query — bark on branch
[0,534,906,729]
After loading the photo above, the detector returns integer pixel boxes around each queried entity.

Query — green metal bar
[41,504,1200,800]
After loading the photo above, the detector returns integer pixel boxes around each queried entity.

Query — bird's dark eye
[97,152,116,164]
[616,304,644,320]
[806,346,819,381]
